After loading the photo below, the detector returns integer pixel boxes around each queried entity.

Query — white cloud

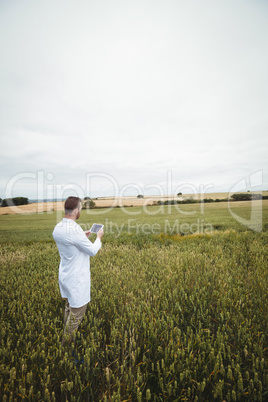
[0,0,267,198]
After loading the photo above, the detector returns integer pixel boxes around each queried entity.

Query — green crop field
[0,201,267,401]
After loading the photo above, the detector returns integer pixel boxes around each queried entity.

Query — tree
[230,193,251,201]
[1,197,29,207]
[82,198,96,209]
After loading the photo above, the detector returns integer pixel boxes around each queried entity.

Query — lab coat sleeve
[72,230,102,256]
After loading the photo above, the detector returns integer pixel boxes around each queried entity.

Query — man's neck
[64,214,76,221]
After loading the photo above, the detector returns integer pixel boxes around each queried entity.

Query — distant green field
[0,201,267,400]
[0,200,267,243]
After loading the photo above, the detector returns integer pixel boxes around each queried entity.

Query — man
[53,196,104,347]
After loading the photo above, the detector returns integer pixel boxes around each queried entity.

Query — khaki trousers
[62,299,87,346]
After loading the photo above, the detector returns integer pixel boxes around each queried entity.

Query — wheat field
[0,191,267,215]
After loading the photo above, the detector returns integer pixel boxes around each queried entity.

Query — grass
[0,200,267,244]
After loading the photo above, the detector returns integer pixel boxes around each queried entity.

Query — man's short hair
[64,196,82,215]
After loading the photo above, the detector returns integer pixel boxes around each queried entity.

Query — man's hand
[97,227,104,240]
[84,230,91,238]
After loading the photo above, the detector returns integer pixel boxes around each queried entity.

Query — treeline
[230,193,264,201]
[82,193,267,210]
[0,193,266,209]
[0,197,29,207]
[158,193,267,206]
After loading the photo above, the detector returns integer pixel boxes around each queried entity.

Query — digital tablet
[89,223,104,233]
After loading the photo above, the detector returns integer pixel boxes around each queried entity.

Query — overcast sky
[0,0,267,199]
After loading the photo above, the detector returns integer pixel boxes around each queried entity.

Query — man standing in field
[52,196,104,348]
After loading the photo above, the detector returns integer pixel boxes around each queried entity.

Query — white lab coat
[53,218,102,307]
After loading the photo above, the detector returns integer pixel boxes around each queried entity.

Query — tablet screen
[90,223,103,233]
